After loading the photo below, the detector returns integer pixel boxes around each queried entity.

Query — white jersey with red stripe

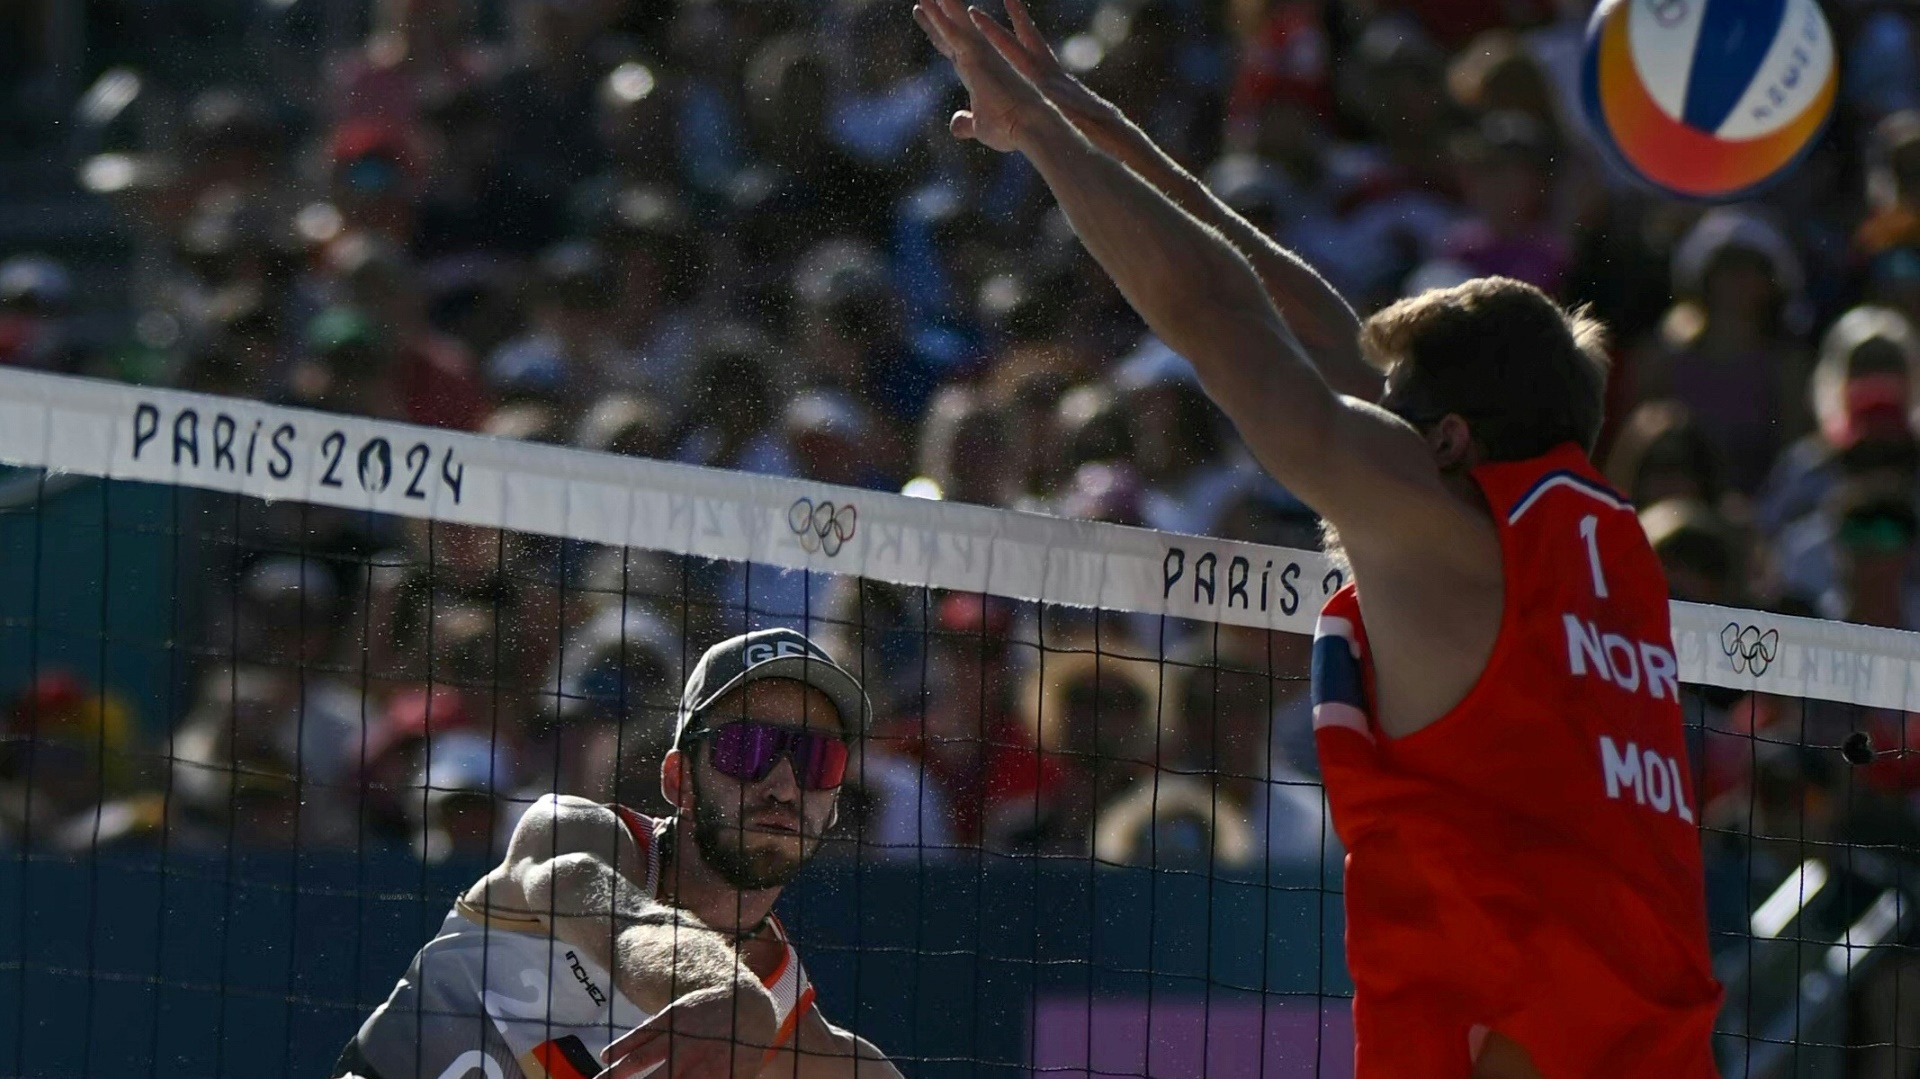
[337,806,816,1079]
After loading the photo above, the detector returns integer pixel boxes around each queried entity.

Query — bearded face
[683,680,843,891]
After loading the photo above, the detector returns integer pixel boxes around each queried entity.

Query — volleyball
[1580,0,1838,200]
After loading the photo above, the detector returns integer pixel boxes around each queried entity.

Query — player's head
[663,629,869,891]
[1366,277,1609,470]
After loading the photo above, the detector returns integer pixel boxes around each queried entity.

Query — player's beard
[690,769,816,891]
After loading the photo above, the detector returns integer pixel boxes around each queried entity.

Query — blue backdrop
[0,850,1349,1078]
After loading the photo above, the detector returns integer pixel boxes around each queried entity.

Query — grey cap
[674,628,869,747]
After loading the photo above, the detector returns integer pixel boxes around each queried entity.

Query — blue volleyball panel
[1683,0,1787,133]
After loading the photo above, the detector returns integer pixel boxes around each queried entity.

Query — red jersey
[1311,444,1723,1078]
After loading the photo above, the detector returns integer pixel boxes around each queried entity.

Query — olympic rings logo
[1720,622,1780,677]
[788,497,857,556]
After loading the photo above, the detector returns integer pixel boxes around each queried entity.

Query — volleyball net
[0,367,1916,1078]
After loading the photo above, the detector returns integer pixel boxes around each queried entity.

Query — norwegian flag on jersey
[1310,611,1371,743]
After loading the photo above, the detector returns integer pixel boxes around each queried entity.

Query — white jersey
[336,807,817,1079]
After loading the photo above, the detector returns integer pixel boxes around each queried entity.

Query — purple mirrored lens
[788,732,849,790]
[708,721,785,782]
[706,722,848,790]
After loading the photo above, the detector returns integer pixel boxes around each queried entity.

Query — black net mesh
[0,397,1915,1078]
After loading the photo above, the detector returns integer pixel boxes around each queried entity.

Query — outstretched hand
[988,0,1117,128]
[911,0,1055,152]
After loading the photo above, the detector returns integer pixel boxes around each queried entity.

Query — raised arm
[988,0,1373,398]
[496,795,776,1079]
[913,0,1455,545]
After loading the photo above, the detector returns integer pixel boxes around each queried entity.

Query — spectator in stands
[1835,476,1920,631]
[1639,499,1745,608]
[1442,110,1569,294]
[834,732,959,859]
[1858,111,1920,259]
[1635,209,1814,493]
[0,673,139,850]
[1778,474,1920,629]
[575,393,674,460]
[1603,401,1731,513]
[326,121,425,246]
[167,669,355,850]
[1092,763,1259,872]
[486,240,628,412]
[782,390,891,489]
[330,235,491,429]
[526,606,684,813]
[220,557,365,789]
[584,62,681,200]
[410,729,517,864]
[590,187,708,407]
[792,239,934,434]
[1757,306,1920,539]
[1032,647,1171,855]
[908,386,1019,507]
[674,324,788,473]
[331,0,491,129]
[1112,346,1248,535]
[414,80,559,258]
[874,593,1067,853]
[492,0,611,204]
[1849,0,1918,114]
[1046,383,1136,499]
[740,36,896,245]
[1445,30,1561,136]
[1056,461,1148,528]
[1104,626,1332,872]
[0,255,73,371]
[290,307,406,420]
[361,686,472,848]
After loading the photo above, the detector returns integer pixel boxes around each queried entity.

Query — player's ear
[1430,414,1477,471]
[661,748,691,810]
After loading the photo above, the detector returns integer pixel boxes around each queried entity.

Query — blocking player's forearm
[1064,103,1374,398]
[520,851,753,1013]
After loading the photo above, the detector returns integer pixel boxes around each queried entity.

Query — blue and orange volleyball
[1581,0,1838,200]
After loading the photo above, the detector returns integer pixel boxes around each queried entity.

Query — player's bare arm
[470,793,779,1076]
[914,0,1502,735]
[983,0,1373,399]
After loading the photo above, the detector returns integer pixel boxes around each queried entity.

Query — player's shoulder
[509,794,654,857]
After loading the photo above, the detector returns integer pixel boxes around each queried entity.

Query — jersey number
[1579,515,1610,599]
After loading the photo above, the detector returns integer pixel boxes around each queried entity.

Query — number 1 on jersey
[1579,514,1610,599]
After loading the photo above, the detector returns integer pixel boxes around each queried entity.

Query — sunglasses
[688,719,849,791]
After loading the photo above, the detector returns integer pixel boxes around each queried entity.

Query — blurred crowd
[2,0,1920,926]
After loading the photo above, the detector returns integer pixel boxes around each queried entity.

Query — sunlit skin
[659,679,846,921]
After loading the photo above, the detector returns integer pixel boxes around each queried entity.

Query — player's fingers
[936,0,984,47]
[602,1020,668,1063]
[594,1036,670,1079]
[969,7,1038,78]
[599,1044,670,1079]
[914,0,962,57]
[950,110,977,140]
[1004,0,1058,62]
[921,0,972,51]
[912,4,957,59]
